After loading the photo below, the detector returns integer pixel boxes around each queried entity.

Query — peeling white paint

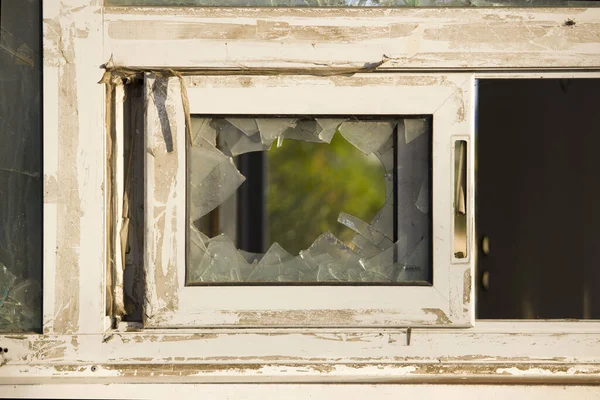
[103,8,600,70]
[28,0,600,393]
[4,384,600,400]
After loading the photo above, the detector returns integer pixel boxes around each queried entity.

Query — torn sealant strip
[99,54,395,81]
[100,70,195,319]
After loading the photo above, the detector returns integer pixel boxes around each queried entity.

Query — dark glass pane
[477,79,600,319]
[0,0,42,331]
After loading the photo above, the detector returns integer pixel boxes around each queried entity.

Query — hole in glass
[187,116,432,285]
[267,135,385,255]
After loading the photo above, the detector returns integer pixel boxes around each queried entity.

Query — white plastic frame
[144,73,475,328]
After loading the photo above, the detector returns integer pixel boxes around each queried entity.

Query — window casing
[142,73,474,328]
[1,2,600,393]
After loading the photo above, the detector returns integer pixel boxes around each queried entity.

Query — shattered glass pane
[0,0,42,331]
[187,116,431,285]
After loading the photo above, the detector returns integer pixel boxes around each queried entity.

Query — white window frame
[143,73,474,328]
[1,2,600,396]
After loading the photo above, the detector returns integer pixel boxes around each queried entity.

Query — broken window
[0,0,42,332]
[187,116,432,285]
[140,73,471,327]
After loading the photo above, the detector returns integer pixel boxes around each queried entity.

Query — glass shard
[338,121,396,155]
[258,242,294,266]
[369,195,395,243]
[415,181,429,214]
[193,234,255,282]
[225,118,259,137]
[247,242,318,282]
[282,120,324,143]
[191,117,217,147]
[256,118,298,146]
[317,261,364,282]
[238,250,265,265]
[0,262,41,331]
[187,225,209,283]
[0,263,17,307]
[351,237,385,259]
[396,237,430,283]
[315,119,345,143]
[300,232,362,270]
[359,239,407,282]
[219,121,271,156]
[338,212,392,249]
[404,118,428,144]
[188,145,246,221]
[7,279,41,312]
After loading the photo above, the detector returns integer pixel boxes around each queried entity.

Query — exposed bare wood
[2,325,600,384]
[104,8,600,71]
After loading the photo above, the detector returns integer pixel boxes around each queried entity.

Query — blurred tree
[267,133,386,255]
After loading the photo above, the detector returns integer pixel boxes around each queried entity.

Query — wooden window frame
[1,2,600,395]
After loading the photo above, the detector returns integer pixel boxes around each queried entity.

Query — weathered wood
[104,7,600,70]
[43,0,106,334]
